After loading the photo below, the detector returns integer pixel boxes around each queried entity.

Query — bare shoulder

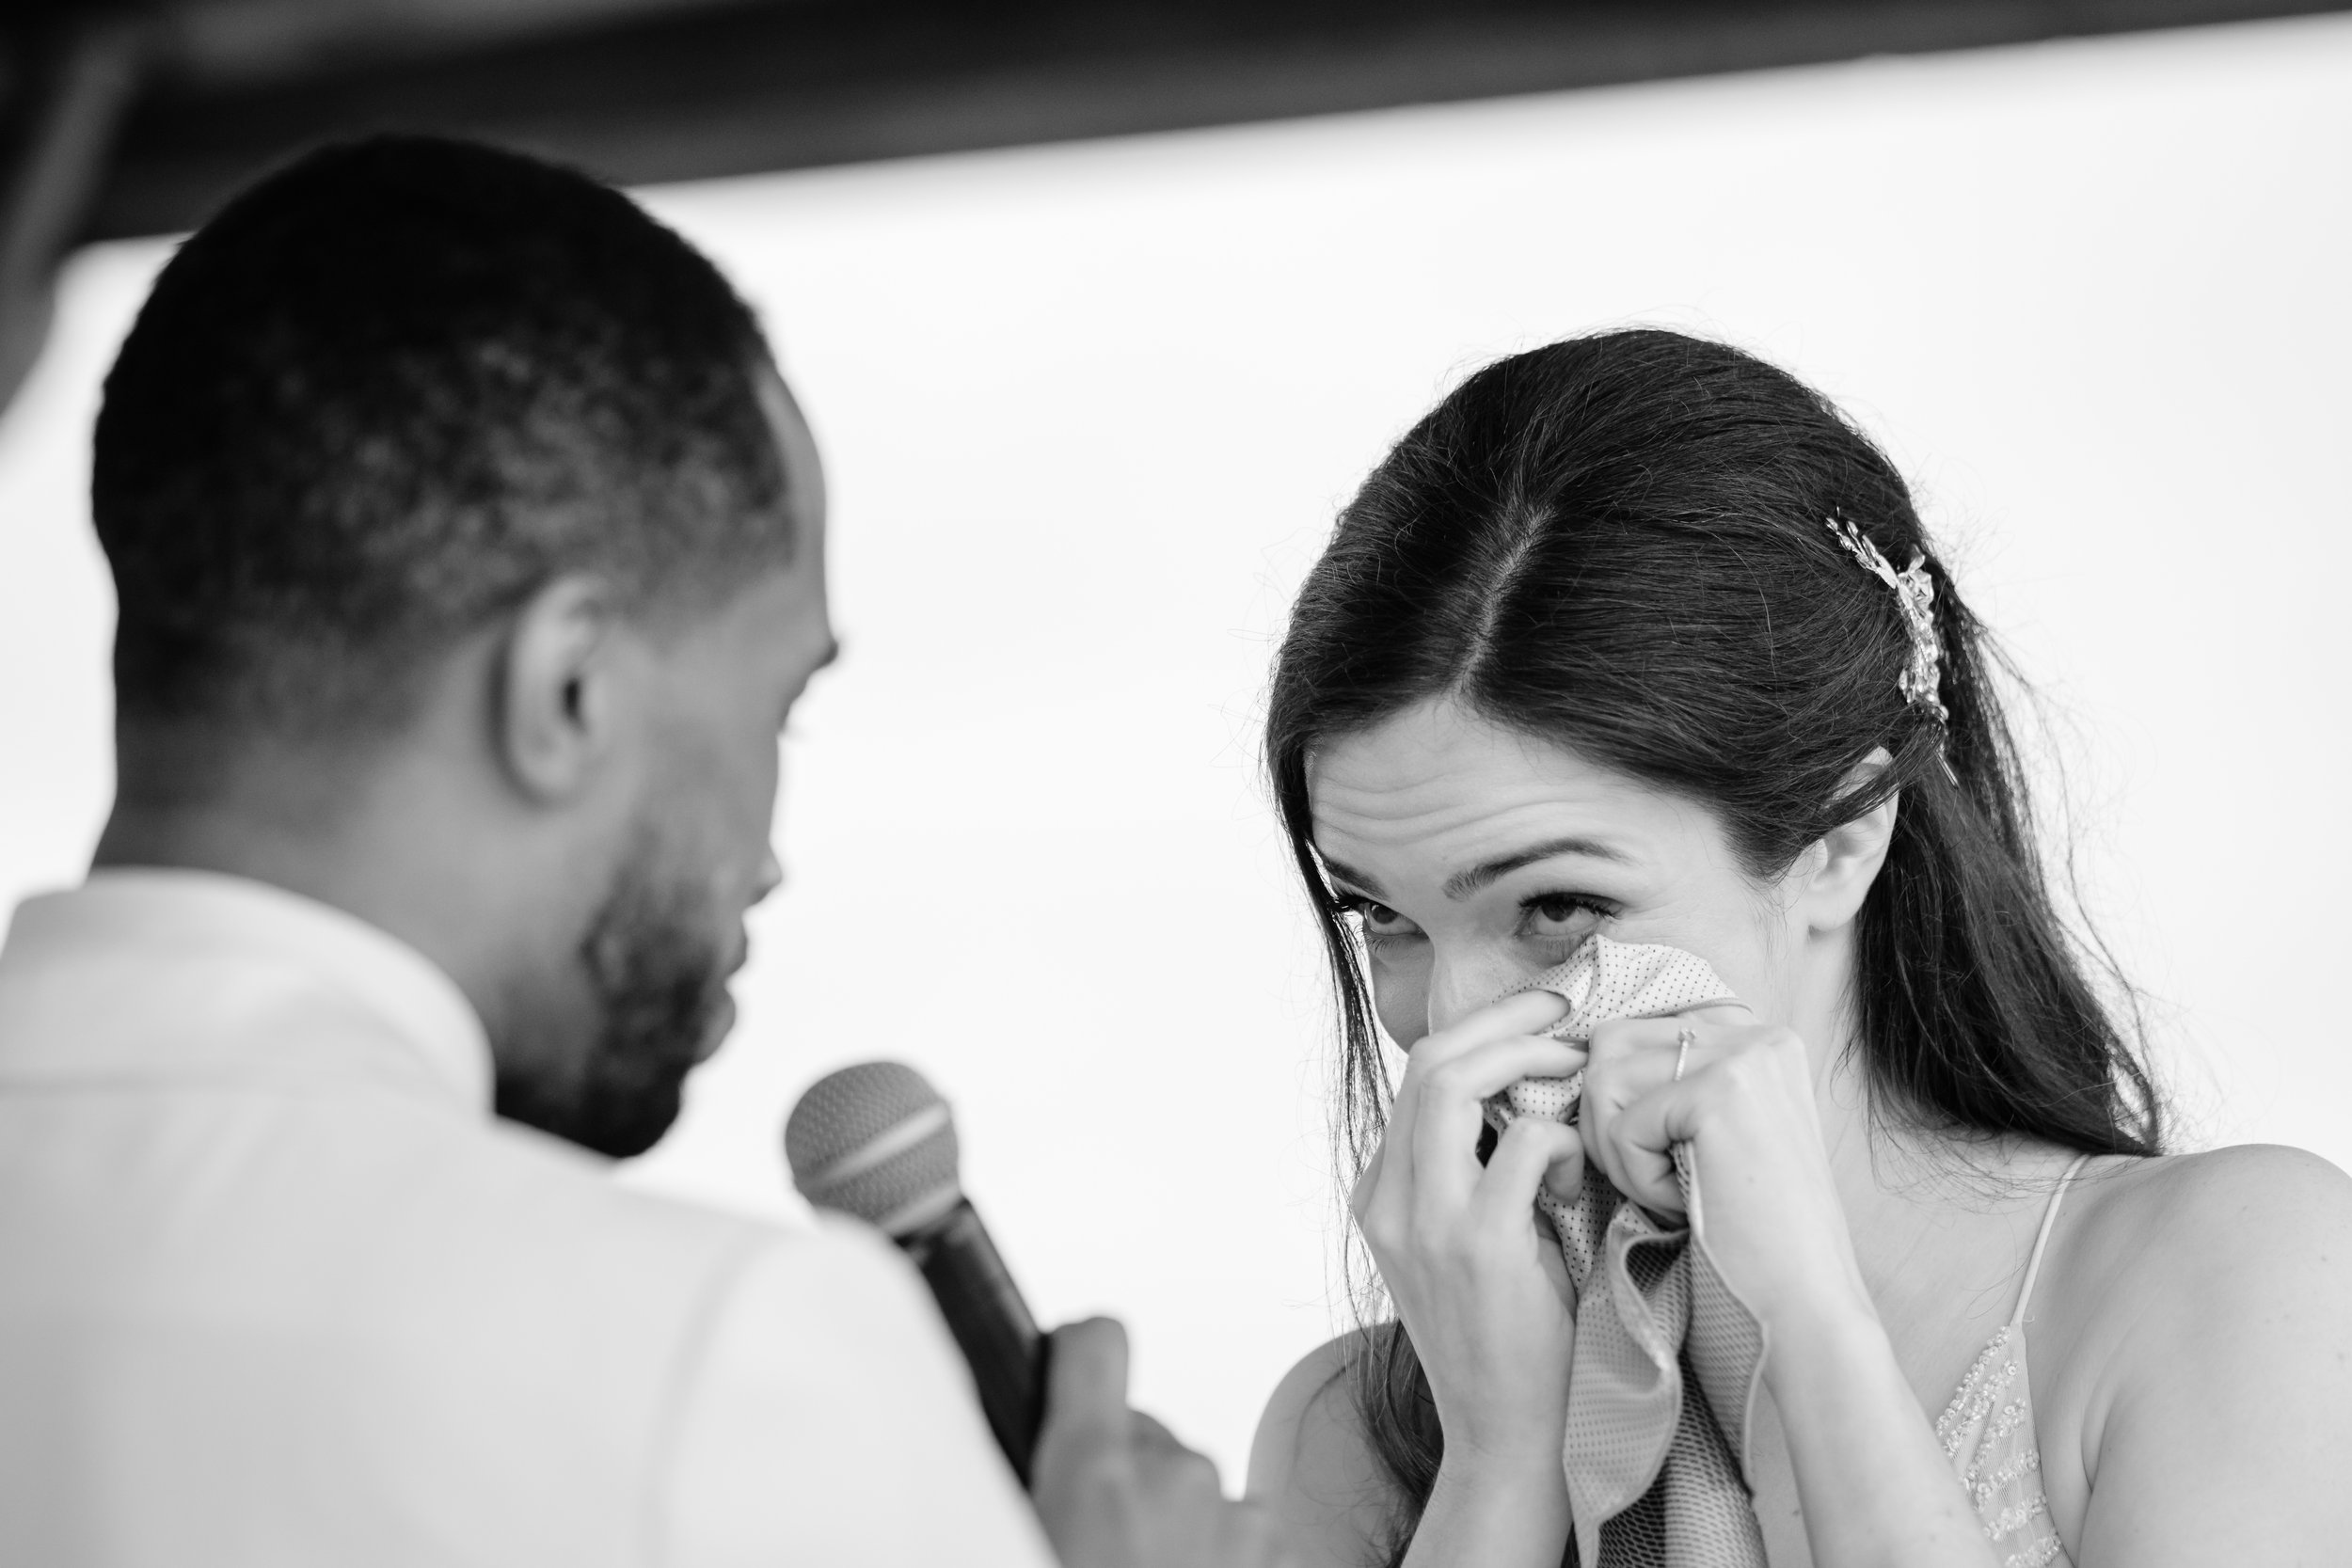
[1248,1328,1401,1568]
[2042,1148,2352,1557]
[2074,1143,2352,1275]
[2058,1144,2352,1421]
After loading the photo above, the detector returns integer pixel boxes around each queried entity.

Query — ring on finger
[1673,1027,1694,1083]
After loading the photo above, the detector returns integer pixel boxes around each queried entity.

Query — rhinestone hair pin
[1824,514,1948,727]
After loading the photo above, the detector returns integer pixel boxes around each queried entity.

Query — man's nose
[1425,950,1530,1037]
[751,848,784,905]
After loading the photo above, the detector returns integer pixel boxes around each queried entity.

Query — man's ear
[496,575,624,803]
[1791,746,1899,934]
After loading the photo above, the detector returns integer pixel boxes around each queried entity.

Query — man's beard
[494,827,736,1158]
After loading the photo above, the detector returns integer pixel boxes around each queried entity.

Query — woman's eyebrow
[1316,856,1385,899]
[1442,836,1630,900]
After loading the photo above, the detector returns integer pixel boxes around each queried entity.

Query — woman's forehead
[1309,700,1602,806]
[1305,700,1698,874]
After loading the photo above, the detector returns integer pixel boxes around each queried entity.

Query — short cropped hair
[93,135,790,737]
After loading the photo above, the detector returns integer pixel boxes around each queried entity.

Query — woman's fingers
[1580,1015,1733,1204]
[1407,1036,1586,1217]
[1357,1006,1584,1256]
[1385,990,1565,1167]
[1406,990,1573,1077]
[1582,1012,1804,1217]
[1606,1078,1698,1214]
[1578,1017,1668,1197]
[1347,997,1589,1474]
[1476,1117,1584,1227]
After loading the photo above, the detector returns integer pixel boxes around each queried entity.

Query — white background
[3,13,2348,1482]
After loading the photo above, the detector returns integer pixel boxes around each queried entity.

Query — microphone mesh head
[785,1061,961,1235]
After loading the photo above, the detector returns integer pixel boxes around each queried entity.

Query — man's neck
[96,728,553,1056]
[103,720,415,917]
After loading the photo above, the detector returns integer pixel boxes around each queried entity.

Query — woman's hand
[1351,990,1586,1470]
[1578,1010,1872,1334]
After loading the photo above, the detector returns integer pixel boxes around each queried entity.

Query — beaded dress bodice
[1930,1155,2089,1568]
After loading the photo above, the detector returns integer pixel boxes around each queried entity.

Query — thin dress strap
[2010,1153,2093,1328]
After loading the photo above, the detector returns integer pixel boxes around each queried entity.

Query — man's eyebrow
[1442,836,1631,900]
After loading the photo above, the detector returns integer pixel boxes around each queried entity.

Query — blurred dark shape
[2,0,2347,412]
[0,10,146,411]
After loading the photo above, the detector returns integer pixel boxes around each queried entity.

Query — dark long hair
[1263,330,2161,1563]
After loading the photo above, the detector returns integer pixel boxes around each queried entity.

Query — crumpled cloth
[1483,935,1771,1568]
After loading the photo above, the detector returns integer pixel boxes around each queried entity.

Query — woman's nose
[1425,950,1532,1037]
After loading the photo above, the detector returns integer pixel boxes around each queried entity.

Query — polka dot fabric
[1493,936,1740,1127]
[1482,937,1770,1568]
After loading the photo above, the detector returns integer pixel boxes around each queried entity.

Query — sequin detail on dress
[1931,1156,2088,1568]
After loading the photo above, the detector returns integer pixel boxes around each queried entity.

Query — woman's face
[1306,697,1807,1048]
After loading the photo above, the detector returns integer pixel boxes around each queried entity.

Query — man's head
[92,135,835,1156]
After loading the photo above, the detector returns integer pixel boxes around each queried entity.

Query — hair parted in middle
[1262,327,2160,1565]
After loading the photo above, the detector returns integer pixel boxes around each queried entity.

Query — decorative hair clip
[1823,514,1948,727]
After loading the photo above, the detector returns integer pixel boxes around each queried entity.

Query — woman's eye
[1335,895,1421,939]
[1519,893,1611,938]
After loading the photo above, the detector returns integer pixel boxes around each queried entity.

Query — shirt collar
[0,867,493,1112]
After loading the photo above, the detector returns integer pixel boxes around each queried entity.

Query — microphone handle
[900,1197,1050,1486]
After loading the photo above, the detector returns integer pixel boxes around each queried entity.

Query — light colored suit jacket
[0,870,1056,1567]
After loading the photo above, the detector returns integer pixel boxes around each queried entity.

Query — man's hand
[1032,1318,1293,1568]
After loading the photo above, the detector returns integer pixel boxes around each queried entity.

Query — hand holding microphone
[1033,1316,1291,1568]
[787,1063,1292,1568]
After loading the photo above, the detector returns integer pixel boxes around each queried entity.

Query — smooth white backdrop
[4,12,2348,1482]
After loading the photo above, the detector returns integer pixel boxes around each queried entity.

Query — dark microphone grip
[899,1197,1050,1485]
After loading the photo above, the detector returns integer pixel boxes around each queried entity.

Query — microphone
[785,1061,1049,1486]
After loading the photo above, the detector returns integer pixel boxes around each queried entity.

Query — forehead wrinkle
[1438,834,1635,901]
[1314,801,1622,903]
[1312,776,1661,916]
[1308,697,1681,907]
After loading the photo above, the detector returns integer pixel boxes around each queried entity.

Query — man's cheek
[736,764,785,903]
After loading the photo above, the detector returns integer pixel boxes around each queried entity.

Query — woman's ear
[1791,747,1899,934]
